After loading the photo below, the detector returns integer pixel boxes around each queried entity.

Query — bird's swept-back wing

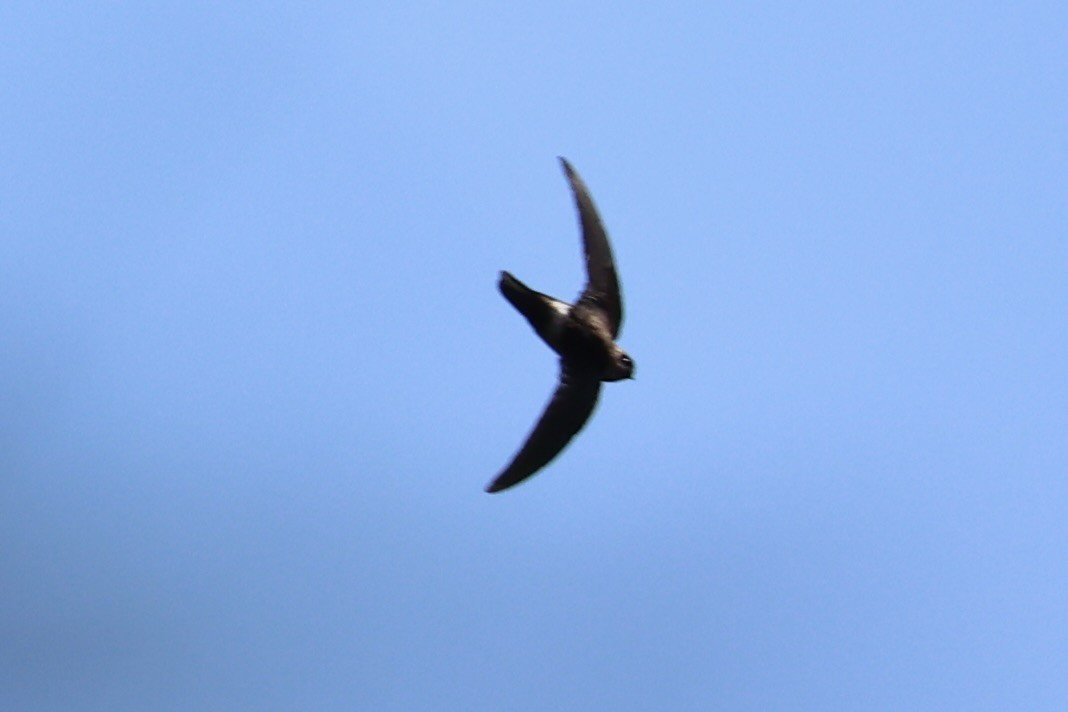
[485,366,601,493]
[559,157,623,337]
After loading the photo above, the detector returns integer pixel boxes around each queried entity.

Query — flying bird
[486,158,634,493]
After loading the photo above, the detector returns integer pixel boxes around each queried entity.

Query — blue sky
[3,3,1067,710]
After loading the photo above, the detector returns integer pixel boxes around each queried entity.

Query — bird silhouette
[486,158,634,493]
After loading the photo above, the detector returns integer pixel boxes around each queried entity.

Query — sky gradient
[3,3,1068,710]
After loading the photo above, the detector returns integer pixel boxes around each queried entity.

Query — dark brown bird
[486,158,634,493]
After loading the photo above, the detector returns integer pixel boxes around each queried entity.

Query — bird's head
[605,349,635,382]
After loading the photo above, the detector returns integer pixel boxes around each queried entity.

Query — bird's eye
[621,355,632,366]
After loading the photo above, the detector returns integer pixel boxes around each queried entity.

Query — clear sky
[3,3,1067,710]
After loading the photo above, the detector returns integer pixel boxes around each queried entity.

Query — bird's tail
[498,271,566,342]
[499,271,538,312]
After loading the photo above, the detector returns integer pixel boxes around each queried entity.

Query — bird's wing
[559,157,623,337]
[485,366,602,493]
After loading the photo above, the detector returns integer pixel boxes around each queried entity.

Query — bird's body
[486,158,634,494]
